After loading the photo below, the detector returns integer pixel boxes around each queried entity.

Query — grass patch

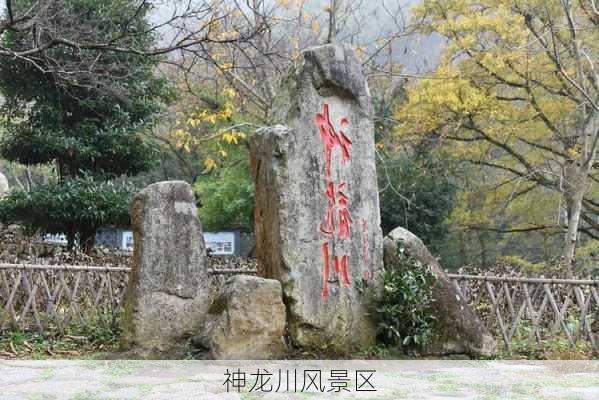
[0,315,119,359]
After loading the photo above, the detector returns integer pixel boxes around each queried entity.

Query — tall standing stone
[251,44,383,350]
[121,181,210,353]
[0,172,8,198]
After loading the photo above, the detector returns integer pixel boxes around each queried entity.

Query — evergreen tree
[0,0,172,250]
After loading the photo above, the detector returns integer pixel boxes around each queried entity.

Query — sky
[149,0,443,74]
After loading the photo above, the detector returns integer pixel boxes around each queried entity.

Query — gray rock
[251,44,383,351]
[384,227,498,357]
[121,181,211,354]
[205,275,286,359]
[0,172,8,198]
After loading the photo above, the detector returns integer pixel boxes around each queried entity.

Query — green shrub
[194,150,254,231]
[374,241,437,348]
[0,176,134,250]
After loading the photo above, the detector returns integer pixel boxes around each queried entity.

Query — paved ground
[0,360,598,399]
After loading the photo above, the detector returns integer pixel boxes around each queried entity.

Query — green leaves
[0,177,134,236]
[0,0,171,180]
[374,241,438,348]
[378,150,457,251]
[194,148,254,232]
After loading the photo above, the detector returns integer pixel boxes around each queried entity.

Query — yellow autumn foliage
[396,0,598,253]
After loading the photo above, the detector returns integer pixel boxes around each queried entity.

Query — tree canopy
[396,0,598,272]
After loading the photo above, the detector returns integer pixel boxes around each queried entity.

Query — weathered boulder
[384,227,497,357]
[204,275,287,359]
[251,44,383,351]
[121,181,211,354]
[0,172,8,198]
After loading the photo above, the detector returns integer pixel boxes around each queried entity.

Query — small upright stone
[121,181,210,353]
[251,44,383,351]
[0,172,8,198]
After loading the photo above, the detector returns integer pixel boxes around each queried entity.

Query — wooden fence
[448,274,599,351]
[3,262,597,353]
[0,263,258,333]
[0,264,131,333]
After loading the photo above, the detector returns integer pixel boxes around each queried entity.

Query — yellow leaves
[219,63,234,71]
[169,128,198,154]
[376,142,384,150]
[396,66,493,141]
[167,87,247,177]
[310,20,320,33]
[217,30,240,41]
[277,0,302,9]
[207,19,221,33]
[417,0,528,49]
[188,100,234,126]
[204,157,217,172]
[222,130,244,145]
[567,146,582,160]
[355,46,367,62]
[222,88,237,99]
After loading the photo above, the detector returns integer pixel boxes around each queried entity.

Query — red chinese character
[316,104,352,180]
[319,182,353,238]
[320,181,336,236]
[321,243,351,301]
[316,103,354,303]
[334,254,351,288]
[336,183,352,239]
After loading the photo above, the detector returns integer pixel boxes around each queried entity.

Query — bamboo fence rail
[0,263,259,333]
[3,261,596,353]
[0,263,131,333]
[448,273,599,351]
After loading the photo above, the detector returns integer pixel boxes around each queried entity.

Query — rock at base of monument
[121,181,211,354]
[383,227,498,358]
[204,275,287,360]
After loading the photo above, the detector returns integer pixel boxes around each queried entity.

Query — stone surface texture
[205,275,286,359]
[251,44,383,350]
[384,226,498,357]
[121,181,210,353]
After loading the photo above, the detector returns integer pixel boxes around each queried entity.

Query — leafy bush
[374,241,437,348]
[194,151,254,231]
[0,177,134,250]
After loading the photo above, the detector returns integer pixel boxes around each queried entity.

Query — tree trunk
[66,229,76,250]
[458,230,469,266]
[327,0,339,44]
[563,179,586,276]
[477,231,487,268]
[562,160,590,276]
[80,225,96,254]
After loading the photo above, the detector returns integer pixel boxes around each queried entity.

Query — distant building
[42,233,68,245]
[203,231,238,256]
[96,228,133,251]
[43,227,255,257]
